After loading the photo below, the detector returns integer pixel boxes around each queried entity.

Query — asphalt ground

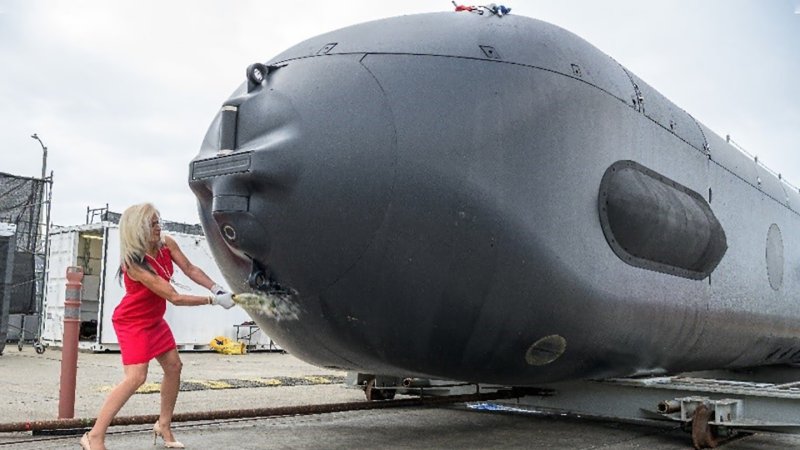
[2,347,800,449]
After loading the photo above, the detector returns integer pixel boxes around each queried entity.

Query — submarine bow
[190,12,800,385]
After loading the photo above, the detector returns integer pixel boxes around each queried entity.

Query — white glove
[210,283,227,295]
[211,293,235,309]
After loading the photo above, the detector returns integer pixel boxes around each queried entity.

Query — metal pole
[37,171,54,348]
[30,134,50,344]
[58,267,83,419]
[30,133,48,181]
[0,389,523,433]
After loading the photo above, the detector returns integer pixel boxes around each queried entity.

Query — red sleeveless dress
[112,245,177,365]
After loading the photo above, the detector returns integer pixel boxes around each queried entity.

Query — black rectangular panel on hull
[191,152,253,180]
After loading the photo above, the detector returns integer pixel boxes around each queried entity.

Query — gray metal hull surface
[189,12,800,385]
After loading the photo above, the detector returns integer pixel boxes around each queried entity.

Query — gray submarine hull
[189,12,800,385]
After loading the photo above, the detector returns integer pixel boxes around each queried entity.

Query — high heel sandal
[153,421,185,448]
[79,432,92,450]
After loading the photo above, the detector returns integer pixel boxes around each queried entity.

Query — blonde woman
[81,203,234,450]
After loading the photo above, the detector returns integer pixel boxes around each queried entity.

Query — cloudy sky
[1,0,799,227]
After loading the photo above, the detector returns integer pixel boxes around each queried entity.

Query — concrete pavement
[2,348,800,449]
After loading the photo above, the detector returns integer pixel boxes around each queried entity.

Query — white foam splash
[233,292,300,321]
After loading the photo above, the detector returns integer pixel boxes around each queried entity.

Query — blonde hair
[119,202,162,272]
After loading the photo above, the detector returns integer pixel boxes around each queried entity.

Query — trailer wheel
[691,404,718,449]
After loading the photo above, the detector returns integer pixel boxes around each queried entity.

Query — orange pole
[58,266,83,419]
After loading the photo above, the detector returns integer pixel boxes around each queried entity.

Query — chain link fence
[0,172,48,316]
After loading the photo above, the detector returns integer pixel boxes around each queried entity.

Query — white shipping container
[42,222,277,351]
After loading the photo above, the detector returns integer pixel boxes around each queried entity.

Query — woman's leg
[87,362,149,449]
[155,349,183,442]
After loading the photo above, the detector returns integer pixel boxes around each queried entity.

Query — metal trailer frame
[489,367,800,445]
[350,366,800,447]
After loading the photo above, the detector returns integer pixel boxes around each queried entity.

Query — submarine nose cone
[191,55,397,296]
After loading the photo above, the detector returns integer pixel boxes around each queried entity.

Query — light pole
[29,134,51,350]
[30,133,48,180]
